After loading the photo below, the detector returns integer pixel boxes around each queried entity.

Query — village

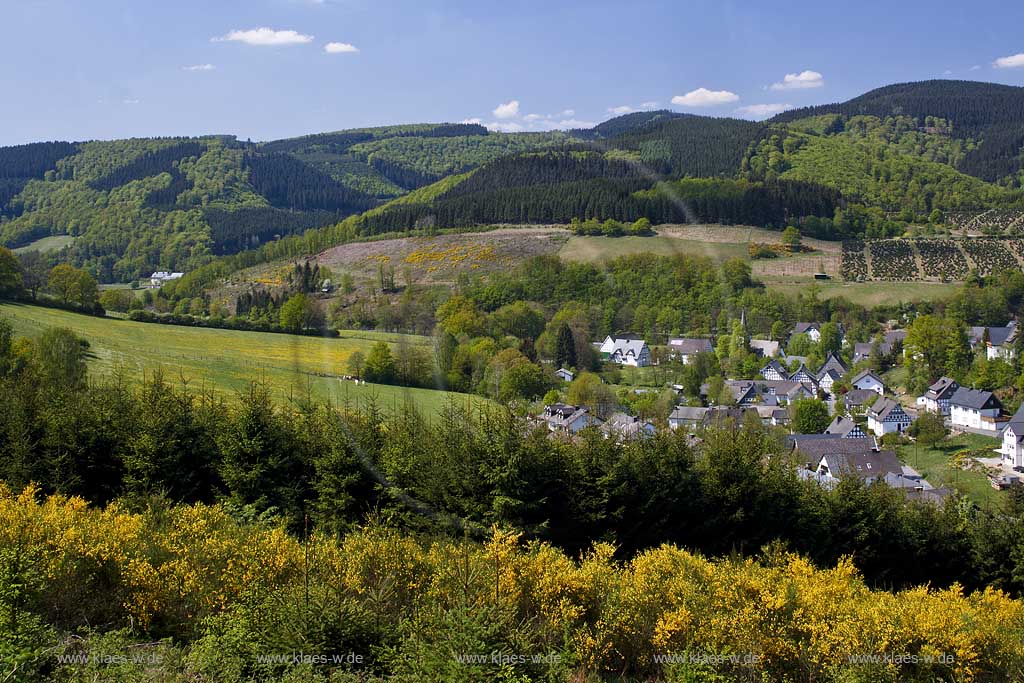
[530,319,1024,501]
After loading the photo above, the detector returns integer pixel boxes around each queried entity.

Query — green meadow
[0,302,480,416]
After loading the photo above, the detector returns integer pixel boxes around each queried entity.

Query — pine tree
[555,323,577,369]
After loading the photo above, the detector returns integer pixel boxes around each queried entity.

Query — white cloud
[324,41,359,54]
[556,118,595,129]
[183,64,215,71]
[770,70,824,90]
[735,103,793,118]
[486,121,525,133]
[123,98,140,105]
[969,64,982,71]
[461,117,483,125]
[523,113,544,121]
[994,53,1024,69]
[492,100,520,119]
[942,69,953,76]
[640,101,659,109]
[559,109,575,117]
[213,28,314,46]
[608,105,634,115]
[671,88,739,107]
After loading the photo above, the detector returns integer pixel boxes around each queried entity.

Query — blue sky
[2,0,1024,145]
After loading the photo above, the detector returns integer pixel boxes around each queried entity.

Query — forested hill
[2,80,1024,283]
[772,80,1024,183]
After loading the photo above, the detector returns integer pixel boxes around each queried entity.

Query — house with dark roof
[1000,403,1024,469]
[667,337,714,365]
[756,379,815,405]
[853,330,907,364]
[789,364,818,390]
[790,434,899,485]
[850,369,885,396]
[791,322,845,344]
[817,352,849,378]
[539,403,603,435]
[760,359,789,381]
[918,377,959,416]
[843,388,879,415]
[824,416,867,439]
[817,368,842,396]
[668,406,708,431]
[969,322,1018,360]
[866,397,911,436]
[949,387,1003,432]
[700,380,758,406]
[601,412,656,442]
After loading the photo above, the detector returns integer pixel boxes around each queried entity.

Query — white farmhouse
[1001,404,1024,469]
[149,271,184,288]
[600,336,651,367]
[919,377,959,416]
[866,397,911,437]
[850,369,885,396]
[949,387,1002,432]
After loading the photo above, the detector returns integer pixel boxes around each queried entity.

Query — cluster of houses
[534,403,657,443]
[559,319,1024,493]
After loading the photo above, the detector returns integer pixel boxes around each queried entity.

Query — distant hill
[772,80,1024,182]
[2,80,1024,282]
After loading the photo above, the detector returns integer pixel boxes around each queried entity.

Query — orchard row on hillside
[841,237,1024,281]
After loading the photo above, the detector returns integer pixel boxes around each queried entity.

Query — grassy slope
[0,303,479,416]
[13,235,76,254]
[896,433,1003,508]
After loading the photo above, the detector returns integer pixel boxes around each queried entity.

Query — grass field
[12,235,76,254]
[559,235,750,264]
[897,433,1004,508]
[768,277,960,306]
[0,303,479,416]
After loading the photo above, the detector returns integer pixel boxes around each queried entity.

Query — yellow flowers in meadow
[2,483,1023,681]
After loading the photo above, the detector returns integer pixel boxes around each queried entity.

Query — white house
[555,368,574,383]
[949,387,1002,432]
[791,322,846,345]
[600,336,651,367]
[149,271,184,288]
[988,322,1017,361]
[866,397,911,436]
[919,377,959,415]
[539,403,603,435]
[668,406,708,431]
[667,338,713,364]
[969,322,1018,360]
[1001,404,1024,469]
[850,369,885,396]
